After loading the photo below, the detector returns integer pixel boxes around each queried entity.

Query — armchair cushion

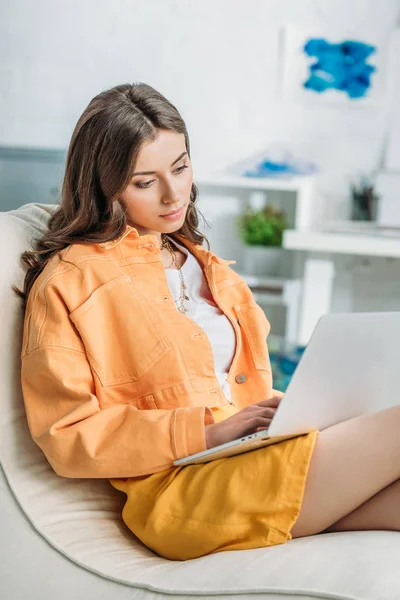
[1,202,399,600]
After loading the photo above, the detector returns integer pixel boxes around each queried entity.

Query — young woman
[15,83,400,561]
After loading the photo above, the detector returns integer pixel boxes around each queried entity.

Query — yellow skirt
[110,405,319,561]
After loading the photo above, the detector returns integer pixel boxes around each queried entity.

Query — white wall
[1,0,399,209]
[2,0,400,334]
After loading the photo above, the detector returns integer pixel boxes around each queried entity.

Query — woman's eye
[174,164,188,174]
[136,180,153,189]
[135,164,188,189]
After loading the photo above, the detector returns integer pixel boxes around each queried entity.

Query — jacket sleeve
[21,345,214,479]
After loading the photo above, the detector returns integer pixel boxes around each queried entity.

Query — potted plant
[236,205,288,276]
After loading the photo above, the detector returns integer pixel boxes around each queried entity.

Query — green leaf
[236,204,288,247]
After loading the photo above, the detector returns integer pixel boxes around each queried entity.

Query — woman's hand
[204,396,283,450]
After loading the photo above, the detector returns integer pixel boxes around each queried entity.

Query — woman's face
[117,129,193,243]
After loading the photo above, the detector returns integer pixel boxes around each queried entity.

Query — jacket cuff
[171,406,215,460]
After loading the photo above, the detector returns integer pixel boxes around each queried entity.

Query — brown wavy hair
[13,82,210,310]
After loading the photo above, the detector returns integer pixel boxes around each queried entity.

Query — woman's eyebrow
[132,152,188,176]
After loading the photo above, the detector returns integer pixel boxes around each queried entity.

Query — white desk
[283,227,400,345]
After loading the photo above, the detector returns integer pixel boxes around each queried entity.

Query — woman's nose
[161,179,180,203]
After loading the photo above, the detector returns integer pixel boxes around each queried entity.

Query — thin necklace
[161,234,189,315]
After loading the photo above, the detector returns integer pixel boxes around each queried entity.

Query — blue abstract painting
[303,39,377,99]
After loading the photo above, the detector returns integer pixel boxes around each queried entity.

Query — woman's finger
[244,404,277,416]
[255,425,271,432]
[256,396,282,408]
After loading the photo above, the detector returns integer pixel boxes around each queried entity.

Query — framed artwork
[384,29,400,172]
[281,24,390,109]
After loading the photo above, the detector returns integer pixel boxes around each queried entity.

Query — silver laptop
[174,312,400,466]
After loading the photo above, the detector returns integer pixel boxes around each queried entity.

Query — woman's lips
[160,206,184,220]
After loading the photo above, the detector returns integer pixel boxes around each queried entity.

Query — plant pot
[243,245,282,277]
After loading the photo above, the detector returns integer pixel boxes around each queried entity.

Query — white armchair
[1,202,399,600]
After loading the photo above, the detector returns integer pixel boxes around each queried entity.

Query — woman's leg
[291,404,400,538]
[322,478,400,533]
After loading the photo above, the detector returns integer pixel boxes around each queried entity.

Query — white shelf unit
[196,174,316,230]
[196,174,318,345]
[196,174,313,192]
[237,273,303,346]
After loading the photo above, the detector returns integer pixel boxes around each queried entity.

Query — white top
[164,236,236,403]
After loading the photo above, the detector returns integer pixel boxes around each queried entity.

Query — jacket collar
[97,225,236,269]
[98,225,139,249]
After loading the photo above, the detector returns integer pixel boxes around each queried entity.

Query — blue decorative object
[303,38,377,99]
[243,154,318,179]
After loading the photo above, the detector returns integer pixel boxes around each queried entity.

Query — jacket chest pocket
[69,276,171,386]
[234,302,271,372]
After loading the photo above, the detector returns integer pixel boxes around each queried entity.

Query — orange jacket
[21,225,279,479]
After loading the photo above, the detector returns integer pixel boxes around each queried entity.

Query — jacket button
[235,374,247,384]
